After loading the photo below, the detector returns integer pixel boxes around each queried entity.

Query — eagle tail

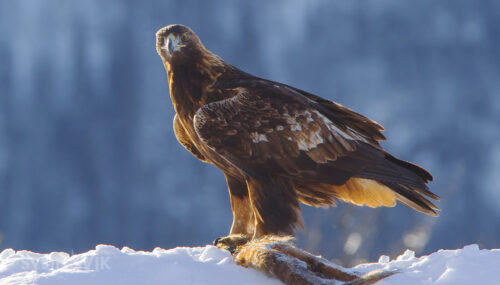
[356,153,440,216]
[384,151,434,184]
[380,182,439,216]
[294,153,440,216]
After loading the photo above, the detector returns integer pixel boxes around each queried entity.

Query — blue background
[1,0,499,266]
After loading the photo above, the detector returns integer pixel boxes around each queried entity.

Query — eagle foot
[213,234,251,253]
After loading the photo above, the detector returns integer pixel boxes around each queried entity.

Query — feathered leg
[214,174,254,248]
[245,175,302,239]
[226,174,254,235]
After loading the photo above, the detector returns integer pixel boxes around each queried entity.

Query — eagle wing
[173,114,207,162]
[194,82,380,182]
[194,80,438,215]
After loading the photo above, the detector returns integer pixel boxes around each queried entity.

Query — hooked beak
[163,34,184,55]
[167,36,174,54]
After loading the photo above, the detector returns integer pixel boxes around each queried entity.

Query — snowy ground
[0,244,499,285]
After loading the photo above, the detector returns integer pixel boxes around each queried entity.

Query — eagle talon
[213,237,222,246]
[226,246,237,254]
[213,234,251,252]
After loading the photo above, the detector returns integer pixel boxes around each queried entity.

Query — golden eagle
[156,24,438,243]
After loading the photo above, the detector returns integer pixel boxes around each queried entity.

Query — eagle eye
[181,33,189,41]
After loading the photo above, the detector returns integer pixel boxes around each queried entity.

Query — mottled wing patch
[192,82,437,215]
[193,88,367,169]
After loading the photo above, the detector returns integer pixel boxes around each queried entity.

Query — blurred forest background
[1,0,499,266]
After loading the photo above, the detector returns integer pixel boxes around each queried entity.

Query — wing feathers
[173,114,207,162]
[194,82,438,216]
[384,152,434,183]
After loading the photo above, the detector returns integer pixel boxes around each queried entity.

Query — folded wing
[194,81,438,215]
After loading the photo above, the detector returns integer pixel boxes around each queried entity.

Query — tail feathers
[384,151,433,183]
[294,150,439,216]
[356,153,440,215]
[360,168,439,202]
[380,181,439,216]
[295,178,439,216]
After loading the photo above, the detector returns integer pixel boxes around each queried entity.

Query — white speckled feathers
[192,83,437,215]
[193,88,364,166]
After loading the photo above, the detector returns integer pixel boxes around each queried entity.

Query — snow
[0,244,499,285]
[0,245,281,285]
[357,244,500,285]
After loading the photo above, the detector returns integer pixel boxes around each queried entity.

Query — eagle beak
[166,35,175,54]
[164,34,184,55]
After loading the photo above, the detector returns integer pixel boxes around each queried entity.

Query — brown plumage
[156,24,439,240]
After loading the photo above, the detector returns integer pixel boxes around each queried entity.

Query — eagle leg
[225,174,254,235]
[213,174,254,249]
[245,175,303,239]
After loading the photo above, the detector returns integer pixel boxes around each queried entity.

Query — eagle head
[156,24,204,65]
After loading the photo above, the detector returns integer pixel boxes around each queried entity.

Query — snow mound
[0,244,498,285]
[0,245,281,285]
[356,244,500,285]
